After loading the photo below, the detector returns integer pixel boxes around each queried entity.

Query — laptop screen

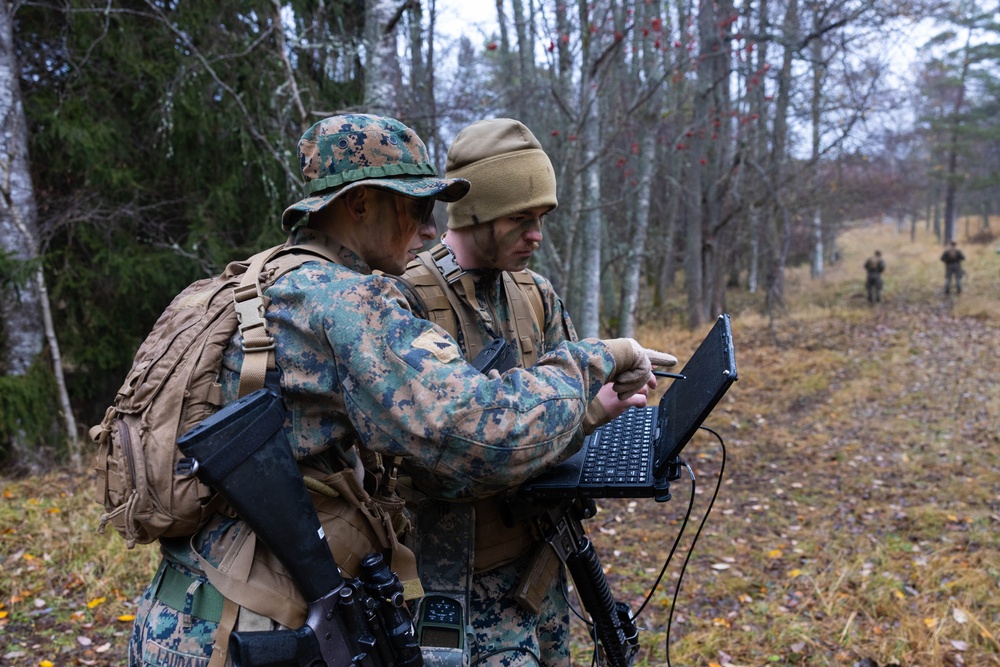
[654,315,736,475]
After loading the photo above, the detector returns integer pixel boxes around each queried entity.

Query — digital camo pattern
[399,252,578,665]
[282,115,468,231]
[129,564,217,667]
[140,225,614,657]
[222,227,612,500]
[470,551,570,667]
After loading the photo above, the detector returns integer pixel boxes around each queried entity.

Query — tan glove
[602,338,677,399]
[582,397,611,435]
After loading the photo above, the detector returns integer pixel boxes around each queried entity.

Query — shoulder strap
[502,271,545,368]
[407,249,486,362]
[235,240,346,397]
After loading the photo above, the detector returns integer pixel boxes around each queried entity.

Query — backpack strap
[234,240,346,397]
[405,248,487,362]
[503,271,545,368]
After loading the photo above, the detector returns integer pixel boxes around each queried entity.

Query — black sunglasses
[399,194,436,226]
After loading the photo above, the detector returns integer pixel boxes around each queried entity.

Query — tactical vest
[396,245,546,572]
[399,245,546,368]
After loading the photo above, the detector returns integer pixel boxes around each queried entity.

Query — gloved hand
[602,338,677,399]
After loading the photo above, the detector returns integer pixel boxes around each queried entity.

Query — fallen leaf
[711,563,731,570]
[0,611,7,619]
[40,661,54,667]
[893,589,905,599]
[790,642,806,653]
[77,636,92,646]
[952,608,968,624]
[787,569,803,579]
[95,643,111,653]
[768,549,783,559]
[118,614,136,622]
[46,508,60,514]
[925,617,937,628]
[950,640,968,651]
[86,597,106,609]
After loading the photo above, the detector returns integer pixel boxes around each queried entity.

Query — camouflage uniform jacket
[394,245,577,573]
[162,227,613,574]
[941,248,965,266]
[864,256,885,277]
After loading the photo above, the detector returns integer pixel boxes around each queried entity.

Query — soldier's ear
[342,187,369,222]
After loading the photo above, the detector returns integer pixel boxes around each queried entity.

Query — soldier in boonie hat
[282,114,469,233]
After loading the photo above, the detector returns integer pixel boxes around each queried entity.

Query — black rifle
[507,498,639,667]
[475,338,638,665]
[176,387,422,667]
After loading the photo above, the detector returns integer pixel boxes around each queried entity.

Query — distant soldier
[941,241,966,295]
[864,250,885,303]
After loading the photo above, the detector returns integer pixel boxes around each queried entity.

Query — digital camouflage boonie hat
[282,114,470,232]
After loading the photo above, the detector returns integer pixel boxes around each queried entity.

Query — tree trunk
[942,30,972,245]
[809,21,824,278]
[766,0,798,315]
[619,130,656,338]
[1,0,79,465]
[577,94,602,338]
[363,0,399,115]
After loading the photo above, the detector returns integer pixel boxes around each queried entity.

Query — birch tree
[1,0,78,464]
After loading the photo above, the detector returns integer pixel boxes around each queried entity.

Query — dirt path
[587,224,1000,666]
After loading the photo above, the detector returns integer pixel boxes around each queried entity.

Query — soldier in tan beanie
[394,119,665,666]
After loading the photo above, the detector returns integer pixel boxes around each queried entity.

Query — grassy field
[2,221,999,666]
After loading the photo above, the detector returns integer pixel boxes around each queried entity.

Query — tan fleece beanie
[445,119,558,229]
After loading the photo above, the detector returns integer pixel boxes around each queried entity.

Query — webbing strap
[415,250,486,362]
[206,597,239,667]
[155,562,224,624]
[503,272,539,367]
[235,246,285,398]
[409,250,547,366]
[235,240,346,397]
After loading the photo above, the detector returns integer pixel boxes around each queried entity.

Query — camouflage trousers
[470,550,570,667]
[945,265,963,294]
[129,559,219,667]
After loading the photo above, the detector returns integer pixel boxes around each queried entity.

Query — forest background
[2,0,999,464]
[1,0,999,665]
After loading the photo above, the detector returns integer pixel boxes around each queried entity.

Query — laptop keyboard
[580,408,655,486]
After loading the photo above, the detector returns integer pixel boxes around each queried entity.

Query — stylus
[653,371,686,379]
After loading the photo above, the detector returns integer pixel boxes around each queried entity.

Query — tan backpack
[90,241,341,548]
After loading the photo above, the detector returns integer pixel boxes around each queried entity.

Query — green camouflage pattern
[129,562,218,666]
[136,225,615,658]
[282,114,470,232]
[218,227,610,499]
[397,254,579,666]
[469,551,570,666]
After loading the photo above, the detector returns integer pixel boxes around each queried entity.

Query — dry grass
[589,220,1000,667]
[3,219,999,666]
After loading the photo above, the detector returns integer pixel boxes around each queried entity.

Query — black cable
[662,426,727,667]
[632,472,696,618]
[472,646,542,666]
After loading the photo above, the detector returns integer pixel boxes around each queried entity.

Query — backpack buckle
[233,287,266,331]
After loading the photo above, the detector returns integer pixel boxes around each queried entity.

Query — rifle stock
[176,388,420,667]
